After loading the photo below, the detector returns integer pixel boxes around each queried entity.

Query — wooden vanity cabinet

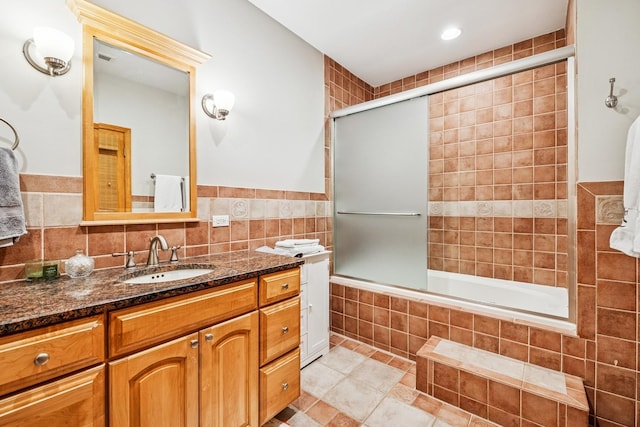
[0,315,106,426]
[108,279,259,427]
[258,268,302,425]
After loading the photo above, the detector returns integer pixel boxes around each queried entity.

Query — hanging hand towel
[610,115,640,256]
[0,147,26,245]
[154,174,183,212]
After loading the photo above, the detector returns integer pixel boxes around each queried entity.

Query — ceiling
[246,0,569,87]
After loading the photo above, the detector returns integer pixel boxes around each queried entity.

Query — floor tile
[348,358,405,393]
[363,397,437,427]
[301,360,345,398]
[322,377,386,422]
[319,345,367,374]
[270,333,501,427]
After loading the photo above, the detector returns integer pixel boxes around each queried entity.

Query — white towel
[275,238,320,248]
[0,147,26,245]
[610,115,640,256]
[154,174,183,212]
[256,244,325,257]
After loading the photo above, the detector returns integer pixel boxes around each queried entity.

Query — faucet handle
[113,251,136,268]
[170,246,181,263]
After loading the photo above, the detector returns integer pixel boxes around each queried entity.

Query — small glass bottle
[65,250,94,278]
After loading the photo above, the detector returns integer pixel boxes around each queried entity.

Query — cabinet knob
[34,352,50,366]
[190,339,199,348]
[281,382,289,391]
[282,326,289,334]
[205,333,214,342]
[281,283,289,290]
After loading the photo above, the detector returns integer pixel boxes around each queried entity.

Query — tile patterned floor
[268,333,499,427]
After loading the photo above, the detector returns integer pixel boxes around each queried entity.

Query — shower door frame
[331,45,577,324]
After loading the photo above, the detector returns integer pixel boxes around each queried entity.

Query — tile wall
[427,59,568,287]
[327,29,638,426]
[0,175,331,283]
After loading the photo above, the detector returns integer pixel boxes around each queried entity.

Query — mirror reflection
[92,39,190,213]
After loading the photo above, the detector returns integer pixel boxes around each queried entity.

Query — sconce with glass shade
[202,90,235,120]
[23,27,75,76]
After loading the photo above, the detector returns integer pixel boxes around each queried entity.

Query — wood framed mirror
[68,0,210,225]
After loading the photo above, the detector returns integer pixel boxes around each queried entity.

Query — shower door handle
[336,211,421,216]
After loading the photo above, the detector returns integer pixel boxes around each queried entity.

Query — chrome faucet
[146,235,169,267]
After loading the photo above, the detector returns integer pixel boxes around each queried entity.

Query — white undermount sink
[123,268,214,284]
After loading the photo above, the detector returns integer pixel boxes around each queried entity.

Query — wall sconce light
[23,27,75,76]
[201,89,235,120]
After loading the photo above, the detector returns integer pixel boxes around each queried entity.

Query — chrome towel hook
[605,77,618,108]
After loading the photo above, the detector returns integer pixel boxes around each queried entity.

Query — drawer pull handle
[281,382,289,391]
[281,283,289,290]
[34,353,50,366]
[205,333,214,342]
[190,339,199,349]
[282,326,289,334]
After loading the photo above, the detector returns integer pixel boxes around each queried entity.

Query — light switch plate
[212,215,230,227]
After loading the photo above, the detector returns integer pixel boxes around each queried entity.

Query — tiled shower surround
[327,30,638,426]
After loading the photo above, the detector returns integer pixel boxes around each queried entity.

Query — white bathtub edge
[330,275,578,336]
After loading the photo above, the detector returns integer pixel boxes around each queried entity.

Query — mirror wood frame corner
[67,0,211,225]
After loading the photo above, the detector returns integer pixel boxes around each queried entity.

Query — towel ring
[0,118,19,151]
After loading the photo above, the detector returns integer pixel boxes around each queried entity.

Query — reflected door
[94,123,131,212]
[333,97,429,290]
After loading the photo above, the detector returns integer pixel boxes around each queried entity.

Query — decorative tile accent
[595,195,623,225]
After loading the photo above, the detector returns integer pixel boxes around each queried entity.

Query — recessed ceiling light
[441,27,462,41]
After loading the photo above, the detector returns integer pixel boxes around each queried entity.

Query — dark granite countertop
[0,251,304,337]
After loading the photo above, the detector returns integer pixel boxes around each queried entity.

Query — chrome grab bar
[336,211,421,216]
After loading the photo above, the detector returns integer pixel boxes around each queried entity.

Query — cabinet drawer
[109,279,257,358]
[0,365,105,426]
[259,348,300,426]
[0,315,104,396]
[259,297,300,366]
[259,268,300,306]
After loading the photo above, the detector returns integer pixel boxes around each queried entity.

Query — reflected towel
[0,147,26,245]
[610,115,640,256]
[154,174,183,212]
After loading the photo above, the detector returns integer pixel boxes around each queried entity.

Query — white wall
[0,0,325,193]
[95,73,189,196]
[576,0,640,182]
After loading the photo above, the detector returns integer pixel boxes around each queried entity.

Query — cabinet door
[200,312,258,427]
[307,256,330,357]
[109,333,199,427]
[0,365,105,427]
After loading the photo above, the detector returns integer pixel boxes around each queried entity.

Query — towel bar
[336,211,421,216]
[0,118,19,151]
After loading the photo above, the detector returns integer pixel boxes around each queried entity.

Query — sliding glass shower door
[333,96,429,290]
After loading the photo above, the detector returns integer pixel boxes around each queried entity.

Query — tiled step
[416,336,589,427]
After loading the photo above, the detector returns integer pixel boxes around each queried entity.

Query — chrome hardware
[282,326,289,334]
[112,250,136,268]
[281,382,289,391]
[281,283,289,290]
[190,339,199,348]
[146,235,169,267]
[34,352,50,366]
[205,333,214,342]
[605,77,618,108]
[169,246,181,263]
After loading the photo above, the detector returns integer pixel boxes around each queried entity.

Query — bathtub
[331,270,575,334]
